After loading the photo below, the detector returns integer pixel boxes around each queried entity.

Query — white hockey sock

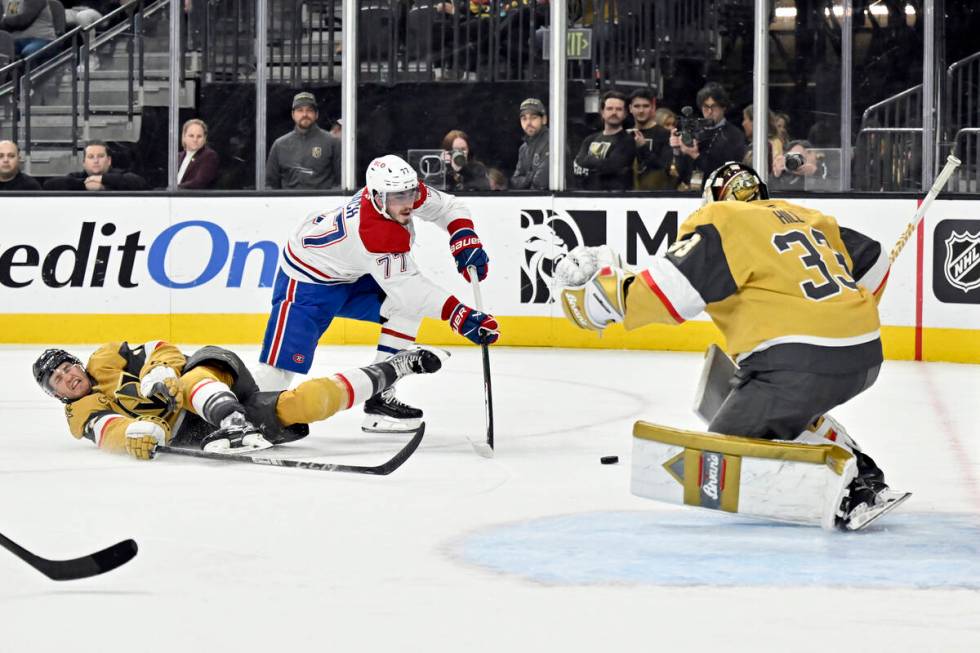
[189,379,242,426]
[336,367,392,409]
[374,316,420,362]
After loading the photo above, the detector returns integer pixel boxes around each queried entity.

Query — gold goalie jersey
[64,341,187,453]
[627,199,891,364]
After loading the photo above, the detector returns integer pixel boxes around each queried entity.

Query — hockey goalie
[554,161,910,531]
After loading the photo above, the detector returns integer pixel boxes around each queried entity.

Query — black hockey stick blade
[480,337,495,451]
[156,423,425,475]
[0,533,138,581]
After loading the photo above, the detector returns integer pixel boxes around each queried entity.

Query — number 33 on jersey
[630,199,891,359]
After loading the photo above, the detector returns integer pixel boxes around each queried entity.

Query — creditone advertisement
[0,195,977,362]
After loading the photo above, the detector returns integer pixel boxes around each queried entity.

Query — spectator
[629,88,673,190]
[741,104,783,172]
[440,129,490,191]
[265,91,340,190]
[0,0,57,58]
[669,81,746,190]
[769,139,830,192]
[655,107,677,132]
[63,1,116,29]
[487,167,508,191]
[0,140,41,190]
[573,90,635,191]
[774,111,791,145]
[43,140,147,191]
[510,97,549,191]
[177,118,219,189]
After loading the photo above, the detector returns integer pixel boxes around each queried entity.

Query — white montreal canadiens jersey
[280,183,471,318]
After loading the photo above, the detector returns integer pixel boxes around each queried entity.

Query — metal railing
[0,0,150,163]
[853,84,923,191]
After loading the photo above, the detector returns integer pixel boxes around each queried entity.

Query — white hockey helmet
[365,154,420,217]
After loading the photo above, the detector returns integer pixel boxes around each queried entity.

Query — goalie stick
[156,423,425,475]
[467,265,495,458]
[0,532,137,581]
[889,154,961,263]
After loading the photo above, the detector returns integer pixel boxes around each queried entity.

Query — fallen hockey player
[554,161,910,531]
[33,340,445,460]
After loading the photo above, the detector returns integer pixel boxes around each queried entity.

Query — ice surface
[1,345,977,652]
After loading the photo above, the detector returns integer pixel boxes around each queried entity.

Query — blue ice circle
[455,511,980,588]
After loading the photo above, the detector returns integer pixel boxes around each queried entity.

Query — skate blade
[847,492,912,531]
[361,415,423,434]
[202,436,275,454]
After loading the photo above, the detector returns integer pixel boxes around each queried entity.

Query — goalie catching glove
[448,220,489,282]
[124,416,170,460]
[443,296,499,345]
[555,245,632,331]
[139,365,183,417]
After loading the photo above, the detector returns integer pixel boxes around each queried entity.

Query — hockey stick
[0,532,137,581]
[889,154,961,263]
[467,266,495,458]
[156,423,424,475]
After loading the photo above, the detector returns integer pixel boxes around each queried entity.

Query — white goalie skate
[840,487,912,531]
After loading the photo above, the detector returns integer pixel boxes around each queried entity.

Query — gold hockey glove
[139,366,184,417]
[124,416,170,460]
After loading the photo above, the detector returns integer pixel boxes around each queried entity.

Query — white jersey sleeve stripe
[643,257,708,321]
[736,329,882,363]
[854,248,890,295]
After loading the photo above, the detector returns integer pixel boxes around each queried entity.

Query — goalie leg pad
[631,421,858,531]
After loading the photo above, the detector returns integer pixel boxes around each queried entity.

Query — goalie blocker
[631,421,858,531]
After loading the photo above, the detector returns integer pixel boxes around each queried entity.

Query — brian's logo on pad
[934,219,980,304]
[699,451,725,509]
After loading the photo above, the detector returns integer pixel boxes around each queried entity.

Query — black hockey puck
[600,455,619,465]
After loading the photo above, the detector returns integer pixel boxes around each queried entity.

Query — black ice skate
[362,387,423,433]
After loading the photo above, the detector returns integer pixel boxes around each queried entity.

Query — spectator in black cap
[510,98,550,191]
[265,91,341,190]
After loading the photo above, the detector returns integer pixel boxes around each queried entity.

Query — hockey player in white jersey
[256,154,498,433]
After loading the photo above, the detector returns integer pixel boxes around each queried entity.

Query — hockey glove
[449,222,489,282]
[444,297,499,345]
[139,365,183,417]
[124,417,168,460]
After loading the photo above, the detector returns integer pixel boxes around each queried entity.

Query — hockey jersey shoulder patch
[358,194,411,254]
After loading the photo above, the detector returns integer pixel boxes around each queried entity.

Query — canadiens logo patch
[292,353,306,364]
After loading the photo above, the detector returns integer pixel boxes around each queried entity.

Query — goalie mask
[33,348,85,402]
[365,155,420,219]
[702,161,769,204]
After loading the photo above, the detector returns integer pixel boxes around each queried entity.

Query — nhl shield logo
[943,230,980,292]
[312,146,322,159]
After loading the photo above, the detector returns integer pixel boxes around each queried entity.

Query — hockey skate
[362,386,423,433]
[200,413,274,453]
[361,347,448,434]
[837,482,912,531]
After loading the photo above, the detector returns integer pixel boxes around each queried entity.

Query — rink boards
[0,194,977,362]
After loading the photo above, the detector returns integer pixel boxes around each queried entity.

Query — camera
[676,105,714,147]
[450,149,468,168]
[785,152,807,172]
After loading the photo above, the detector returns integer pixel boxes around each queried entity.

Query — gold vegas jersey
[65,341,187,453]
[628,199,890,366]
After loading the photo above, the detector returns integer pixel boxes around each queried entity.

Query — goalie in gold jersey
[33,341,445,461]
[555,161,905,529]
